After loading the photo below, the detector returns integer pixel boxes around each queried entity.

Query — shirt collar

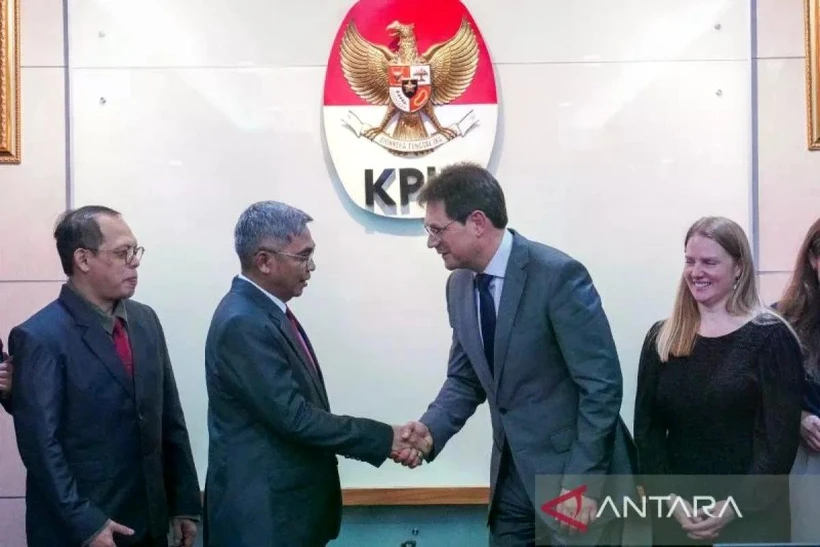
[480,229,513,279]
[66,281,128,335]
[237,273,287,313]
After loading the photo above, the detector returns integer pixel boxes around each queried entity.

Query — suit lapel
[456,272,494,386]
[128,312,153,406]
[59,285,134,398]
[231,278,330,410]
[493,233,529,388]
[81,323,135,397]
[271,312,330,410]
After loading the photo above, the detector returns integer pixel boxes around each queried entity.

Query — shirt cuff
[172,515,201,522]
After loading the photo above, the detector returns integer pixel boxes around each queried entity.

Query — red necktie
[112,317,134,377]
[285,308,319,377]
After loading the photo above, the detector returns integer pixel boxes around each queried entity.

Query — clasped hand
[0,354,12,398]
[666,494,736,541]
[390,421,433,468]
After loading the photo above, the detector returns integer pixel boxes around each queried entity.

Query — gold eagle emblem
[339,18,480,154]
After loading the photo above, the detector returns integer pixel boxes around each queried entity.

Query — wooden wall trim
[200,487,490,507]
[341,487,490,506]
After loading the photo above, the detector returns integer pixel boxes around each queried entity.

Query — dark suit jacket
[420,230,640,542]
[203,277,393,547]
[9,285,201,547]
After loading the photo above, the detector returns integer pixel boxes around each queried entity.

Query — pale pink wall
[0,0,66,544]
[756,0,820,298]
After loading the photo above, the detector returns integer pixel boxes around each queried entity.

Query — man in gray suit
[203,201,430,547]
[394,164,637,546]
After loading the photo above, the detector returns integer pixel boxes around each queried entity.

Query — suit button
[498,406,508,415]
[138,413,144,423]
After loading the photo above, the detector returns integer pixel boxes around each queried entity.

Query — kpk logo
[322,0,499,218]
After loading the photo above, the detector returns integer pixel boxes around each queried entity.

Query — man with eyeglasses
[7,206,201,547]
[392,163,642,546]
[202,200,431,547]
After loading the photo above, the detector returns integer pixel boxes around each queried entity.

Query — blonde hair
[656,217,772,361]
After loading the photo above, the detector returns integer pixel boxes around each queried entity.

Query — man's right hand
[89,520,134,547]
[0,355,12,397]
[391,421,433,468]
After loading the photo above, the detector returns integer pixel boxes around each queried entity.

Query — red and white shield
[388,65,432,113]
[322,0,499,219]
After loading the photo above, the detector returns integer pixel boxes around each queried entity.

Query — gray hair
[234,201,313,270]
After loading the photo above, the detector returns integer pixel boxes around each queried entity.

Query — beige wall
[757,0,820,303]
[0,0,65,542]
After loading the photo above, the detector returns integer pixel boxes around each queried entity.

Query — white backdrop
[70,0,751,489]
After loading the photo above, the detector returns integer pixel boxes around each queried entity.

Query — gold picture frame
[0,0,19,163]
[806,0,820,150]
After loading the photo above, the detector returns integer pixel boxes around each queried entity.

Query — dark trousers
[488,444,623,547]
[128,536,169,547]
[489,443,544,547]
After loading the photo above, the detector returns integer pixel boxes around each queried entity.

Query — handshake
[390,421,433,469]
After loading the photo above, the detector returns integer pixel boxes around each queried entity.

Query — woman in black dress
[634,216,803,545]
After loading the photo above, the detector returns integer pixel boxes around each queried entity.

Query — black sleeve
[733,322,803,512]
[150,308,202,518]
[633,321,671,494]
[9,327,108,544]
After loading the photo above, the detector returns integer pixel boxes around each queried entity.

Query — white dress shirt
[238,274,287,313]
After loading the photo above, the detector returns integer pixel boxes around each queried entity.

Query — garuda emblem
[339,19,480,156]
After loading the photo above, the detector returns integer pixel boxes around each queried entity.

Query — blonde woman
[634,216,803,545]
[777,217,820,542]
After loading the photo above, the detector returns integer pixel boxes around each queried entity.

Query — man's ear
[255,251,273,275]
[74,248,92,273]
[470,210,490,235]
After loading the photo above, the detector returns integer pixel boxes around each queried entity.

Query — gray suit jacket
[420,230,641,541]
[203,277,393,547]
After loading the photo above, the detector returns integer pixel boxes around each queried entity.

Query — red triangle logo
[540,485,589,533]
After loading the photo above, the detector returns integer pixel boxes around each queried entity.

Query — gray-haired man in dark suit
[203,201,431,547]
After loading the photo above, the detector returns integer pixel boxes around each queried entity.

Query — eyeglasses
[424,220,457,238]
[92,245,145,265]
[257,247,315,267]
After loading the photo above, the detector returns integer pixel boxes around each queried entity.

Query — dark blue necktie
[475,273,496,375]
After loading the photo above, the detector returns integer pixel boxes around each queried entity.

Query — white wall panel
[68,0,353,68]
[21,0,64,67]
[757,58,820,272]
[756,0,805,59]
[493,61,751,432]
[68,0,749,68]
[468,0,750,64]
[70,66,491,487]
[71,57,751,487]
